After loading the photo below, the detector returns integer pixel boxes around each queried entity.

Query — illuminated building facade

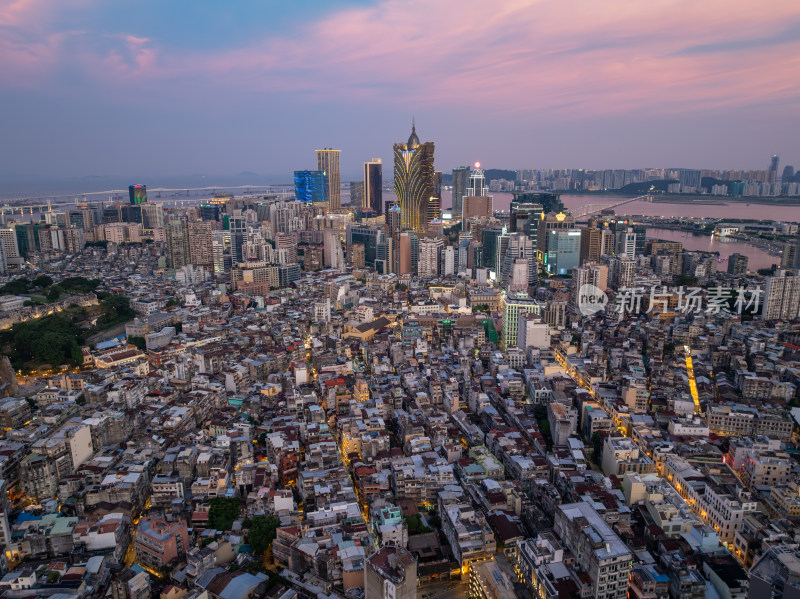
[316,149,341,209]
[128,184,147,205]
[393,123,435,234]
[294,171,328,204]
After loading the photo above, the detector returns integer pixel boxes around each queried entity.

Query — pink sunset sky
[1,0,799,179]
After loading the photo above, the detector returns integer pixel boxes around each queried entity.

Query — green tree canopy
[246,515,280,555]
[58,277,101,294]
[207,497,241,531]
[2,313,84,368]
[0,278,30,295]
[33,275,53,288]
[96,294,135,328]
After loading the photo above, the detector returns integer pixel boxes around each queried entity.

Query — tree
[58,277,101,294]
[166,299,180,307]
[404,514,431,535]
[33,275,53,288]
[3,313,84,369]
[247,515,280,555]
[757,267,775,276]
[96,294,135,328]
[46,286,62,302]
[675,274,698,287]
[128,336,146,350]
[207,497,241,531]
[395,283,407,291]
[0,278,30,295]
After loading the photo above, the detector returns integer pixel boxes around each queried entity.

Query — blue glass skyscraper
[294,171,328,203]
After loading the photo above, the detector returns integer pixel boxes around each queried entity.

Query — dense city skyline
[2,0,800,180]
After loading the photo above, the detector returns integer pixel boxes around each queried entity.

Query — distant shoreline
[557,190,800,206]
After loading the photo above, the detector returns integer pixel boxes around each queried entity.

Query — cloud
[2,0,800,118]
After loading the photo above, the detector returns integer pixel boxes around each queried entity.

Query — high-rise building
[212,232,226,274]
[350,181,364,208]
[501,292,542,350]
[365,546,417,599]
[188,221,214,268]
[570,263,608,309]
[393,123,435,234]
[364,158,383,214]
[615,228,637,260]
[165,220,190,269]
[481,227,505,271]
[347,243,365,268]
[537,212,575,259]
[15,223,44,257]
[0,228,20,265]
[199,204,221,221]
[546,229,582,275]
[507,258,529,292]
[579,225,615,264]
[323,229,344,270]
[678,170,702,191]
[728,253,749,275]
[763,272,800,321]
[461,166,492,229]
[347,225,385,268]
[782,240,800,270]
[294,171,328,204]
[451,166,470,215]
[398,231,418,275]
[228,214,247,264]
[128,185,147,205]
[141,203,164,230]
[632,223,647,258]
[510,192,558,242]
[316,149,341,210]
[602,255,635,290]
[501,233,537,290]
[442,245,455,275]
[418,237,443,277]
[428,170,442,227]
[769,154,780,183]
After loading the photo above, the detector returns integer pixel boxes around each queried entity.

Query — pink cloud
[2,0,800,117]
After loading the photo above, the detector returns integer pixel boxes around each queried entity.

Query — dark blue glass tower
[294,171,328,204]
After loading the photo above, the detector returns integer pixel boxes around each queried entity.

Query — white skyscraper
[615,228,637,260]
[442,246,455,275]
[501,233,536,290]
[763,272,800,320]
[323,229,345,271]
[570,263,609,309]
[418,237,443,277]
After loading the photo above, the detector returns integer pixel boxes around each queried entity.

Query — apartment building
[134,518,189,569]
[553,501,632,599]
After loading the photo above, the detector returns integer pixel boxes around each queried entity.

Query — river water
[643,228,778,271]
[430,191,792,271]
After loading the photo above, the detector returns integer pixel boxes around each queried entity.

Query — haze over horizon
[2,0,799,182]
